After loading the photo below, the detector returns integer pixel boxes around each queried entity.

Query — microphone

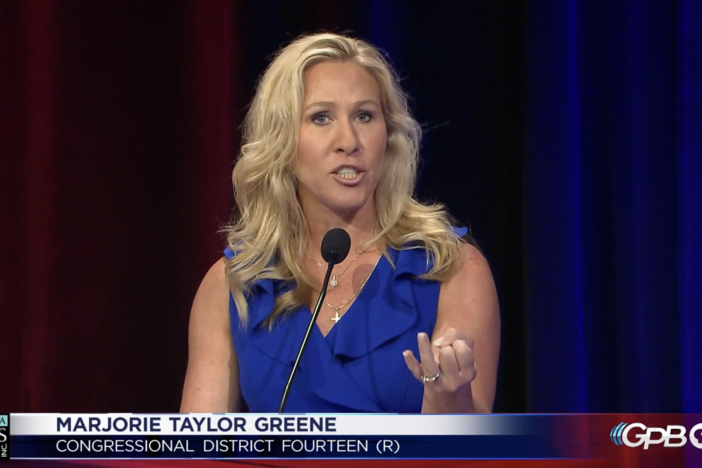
[278,228,351,413]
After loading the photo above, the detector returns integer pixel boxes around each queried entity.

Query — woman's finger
[433,328,474,349]
[438,344,460,377]
[452,339,475,373]
[417,333,440,376]
[432,328,459,347]
[402,350,423,381]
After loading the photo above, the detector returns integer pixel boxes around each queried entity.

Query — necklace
[306,245,369,288]
[326,255,381,323]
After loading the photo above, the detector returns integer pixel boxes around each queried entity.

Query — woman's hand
[402,328,478,413]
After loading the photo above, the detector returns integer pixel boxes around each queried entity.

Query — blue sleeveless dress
[223,228,465,413]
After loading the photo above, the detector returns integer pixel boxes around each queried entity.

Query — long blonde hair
[225,33,465,327]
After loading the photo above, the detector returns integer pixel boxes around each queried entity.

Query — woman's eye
[312,114,330,125]
[357,112,373,122]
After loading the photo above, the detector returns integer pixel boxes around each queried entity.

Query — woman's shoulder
[389,225,471,274]
[192,257,231,318]
[203,255,228,287]
[438,240,496,311]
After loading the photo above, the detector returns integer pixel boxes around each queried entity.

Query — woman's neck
[303,202,377,258]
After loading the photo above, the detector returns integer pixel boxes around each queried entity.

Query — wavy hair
[224,32,466,328]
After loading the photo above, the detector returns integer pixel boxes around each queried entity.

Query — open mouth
[335,167,361,180]
[332,166,365,185]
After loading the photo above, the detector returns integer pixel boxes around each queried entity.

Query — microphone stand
[278,261,335,413]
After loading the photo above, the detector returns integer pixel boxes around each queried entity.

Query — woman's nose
[334,119,360,155]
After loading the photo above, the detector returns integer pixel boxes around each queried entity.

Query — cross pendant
[331,311,341,323]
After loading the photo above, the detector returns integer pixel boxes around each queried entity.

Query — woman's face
[295,60,387,218]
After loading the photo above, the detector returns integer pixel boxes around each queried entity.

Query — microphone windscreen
[320,228,351,264]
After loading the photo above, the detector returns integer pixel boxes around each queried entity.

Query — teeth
[337,167,359,180]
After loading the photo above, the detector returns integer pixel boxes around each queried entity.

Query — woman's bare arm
[404,242,500,413]
[180,257,241,413]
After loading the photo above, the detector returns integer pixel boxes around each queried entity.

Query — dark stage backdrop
[1,0,699,415]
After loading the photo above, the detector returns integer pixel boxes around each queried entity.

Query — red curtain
[1,0,241,412]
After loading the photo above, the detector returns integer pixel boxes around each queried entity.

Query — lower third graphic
[0,413,9,460]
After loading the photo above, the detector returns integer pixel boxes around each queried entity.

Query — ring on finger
[421,371,441,383]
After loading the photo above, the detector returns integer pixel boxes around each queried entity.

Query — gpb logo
[611,422,702,450]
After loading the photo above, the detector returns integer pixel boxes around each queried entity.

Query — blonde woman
[180,33,500,414]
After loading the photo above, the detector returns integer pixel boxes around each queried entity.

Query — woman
[180,33,500,413]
